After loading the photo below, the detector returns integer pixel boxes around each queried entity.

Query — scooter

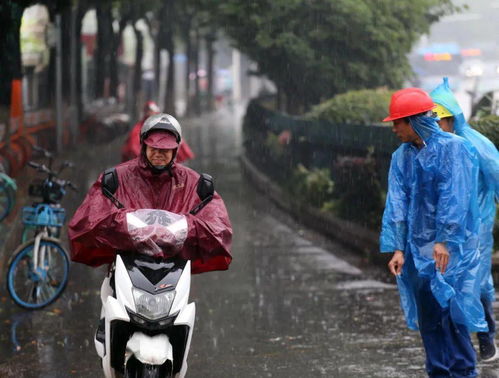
[95,172,214,378]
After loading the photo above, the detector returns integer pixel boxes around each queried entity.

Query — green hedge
[305,88,394,126]
[469,115,499,149]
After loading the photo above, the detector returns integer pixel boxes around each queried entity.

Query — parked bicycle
[7,147,77,309]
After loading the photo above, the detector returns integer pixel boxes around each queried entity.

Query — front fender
[126,332,173,366]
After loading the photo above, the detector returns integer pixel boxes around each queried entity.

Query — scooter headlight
[132,288,176,320]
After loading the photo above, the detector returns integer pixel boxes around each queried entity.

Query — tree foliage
[214,0,457,111]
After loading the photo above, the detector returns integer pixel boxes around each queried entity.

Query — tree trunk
[0,1,24,144]
[0,2,24,107]
[193,26,201,116]
[158,0,176,115]
[182,20,192,116]
[109,32,119,99]
[165,42,176,115]
[110,17,128,100]
[94,5,105,99]
[205,30,216,112]
[132,23,144,121]
[95,2,113,99]
[61,6,72,99]
[153,31,161,103]
[75,2,87,123]
[285,90,303,115]
[164,0,176,115]
[45,7,58,105]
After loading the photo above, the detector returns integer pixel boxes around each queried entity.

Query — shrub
[289,164,334,209]
[469,115,499,148]
[264,131,287,159]
[304,88,394,126]
[331,148,384,229]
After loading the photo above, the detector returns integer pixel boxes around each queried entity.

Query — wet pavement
[0,106,498,377]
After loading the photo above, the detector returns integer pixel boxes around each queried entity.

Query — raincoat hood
[430,77,466,133]
[144,130,179,150]
[408,113,441,143]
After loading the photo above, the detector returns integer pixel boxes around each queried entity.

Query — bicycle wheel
[0,179,14,222]
[7,238,70,309]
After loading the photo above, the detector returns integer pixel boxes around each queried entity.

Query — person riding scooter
[121,101,195,164]
[69,112,232,273]
[70,114,231,377]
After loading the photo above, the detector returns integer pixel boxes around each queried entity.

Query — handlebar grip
[27,161,40,169]
[33,145,53,158]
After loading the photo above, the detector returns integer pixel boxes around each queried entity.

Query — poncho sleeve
[182,191,233,274]
[465,128,499,201]
[68,174,138,267]
[380,149,408,253]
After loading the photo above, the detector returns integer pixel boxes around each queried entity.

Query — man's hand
[388,250,404,276]
[433,242,449,274]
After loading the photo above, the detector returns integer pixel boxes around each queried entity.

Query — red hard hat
[383,88,435,122]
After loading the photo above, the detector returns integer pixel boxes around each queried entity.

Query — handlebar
[67,182,78,192]
[28,158,74,178]
[33,145,53,159]
[27,161,51,174]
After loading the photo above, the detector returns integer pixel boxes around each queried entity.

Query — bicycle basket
[22,206,66,227]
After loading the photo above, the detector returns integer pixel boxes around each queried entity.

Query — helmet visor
[143,131,179,150]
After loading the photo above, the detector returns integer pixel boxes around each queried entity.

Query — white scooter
[96,172,214,377]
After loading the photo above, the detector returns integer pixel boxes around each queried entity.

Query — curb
[239,154,390,267]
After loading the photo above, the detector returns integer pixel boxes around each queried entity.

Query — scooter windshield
[126,209,188,258]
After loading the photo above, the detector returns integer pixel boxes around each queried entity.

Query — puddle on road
[335,279,397,290]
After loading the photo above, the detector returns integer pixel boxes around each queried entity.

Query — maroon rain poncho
[68,157,232,274]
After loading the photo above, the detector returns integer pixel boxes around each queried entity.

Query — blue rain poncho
[431,77,499,303]
[380,113,487,332]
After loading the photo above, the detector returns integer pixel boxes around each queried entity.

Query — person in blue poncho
[431,77,499,362]
[381,87,485,377]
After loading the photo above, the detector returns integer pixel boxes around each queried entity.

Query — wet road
[0,106,497,377]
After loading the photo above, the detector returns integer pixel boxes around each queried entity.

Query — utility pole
[55,14,63,153]
[70,6,78,144]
